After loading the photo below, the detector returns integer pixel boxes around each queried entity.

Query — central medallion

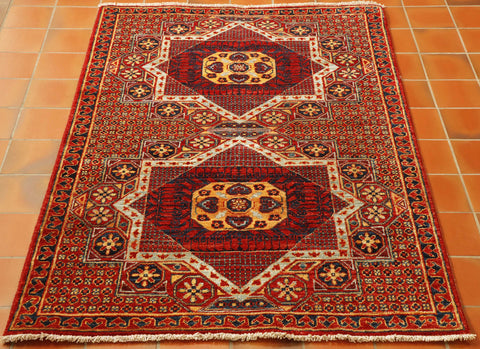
[192,182,287,231]
[202,52,276,85]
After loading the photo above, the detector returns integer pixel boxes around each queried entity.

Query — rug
[2,2,475,343]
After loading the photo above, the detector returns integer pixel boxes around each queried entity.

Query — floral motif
[119,68,143,80]
[147,143,176,159]
[318,263,349,287]
[354,231,382,254]
[256,19,280,30]
[290,25,312,36]
[137,38,159,50]
[363,205,388,223]
[188,135,217,150]
[361,185,387,203]
[168,24,189,35]
[123,54,145,66]
[303,143,329,158]
[177,278,210,303]
[271,277,304,302]
[260,135,290,150]
[199,19,223,29]
[130,265,162,288]
[110,163,138,180]
[327,83,353,98]
[259,110,288,125]
[338,67,361,80]
[341,163,368,179]
[91,187,117,204]
[155,103,183,117]
[191,110,218,125]
[94,232,124,256]
[335,53,359,66]
[320,38,343,50]
[128,84,152,98]
[88,207,113,224]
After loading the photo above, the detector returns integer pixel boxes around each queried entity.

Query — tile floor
[0,0,479,348]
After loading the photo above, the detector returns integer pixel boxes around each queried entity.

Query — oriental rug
[3,2,475,344]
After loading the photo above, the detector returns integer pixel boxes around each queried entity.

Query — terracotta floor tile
[403,0,444,4]
[406,7,455,28]
[376,343,446,349]
[233,0,272,4]
[430,81,480,108]
[161,341,230,349]
[450,6,480,28]
[43,29,92,53]
[452,141,480,174]
[87,343,156,349]
[422,54,476,79]
[441,109,480,139]
[305,341,374,348]
[389,29,417,52]
[0,139,8,163]
[401,80,435,107]
[450,258,480,306]
[0,258,24,306]
[418,140,457,174]
[0,28,46,52]
[34,53,84,79]
[410,108,446,139]
[0,52,37,79]
[14,109,69,139]
[374,0,403,5]
[24,79,77,108]
[2,6,53,28]
[0,175,49,213]
[58,0,100,5]
[0,79,29,107]
[469,53,480,77]
[446,0,480,5]
[51,7,99,29]
[232,340,302,349]
[1,140,60,174]
[189,0,230,4]
[395,53,425,79]
[0,307,11,338]
[463,175,480,212]
[438,212,480,256]
[275,0,312,3]
[10,0,55,4]
[427,175,471,212]
[0,213,37,257]
[449,307,480,348]
[384,7,409,28]
[14,341,84,348]
[459,29,480,52]
[0,108,19,138]
[414,29,464,53]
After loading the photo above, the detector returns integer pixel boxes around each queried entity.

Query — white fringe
[99,2,385,8]
[2,332,476,344]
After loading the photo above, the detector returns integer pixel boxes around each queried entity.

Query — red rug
[2,2,475,343]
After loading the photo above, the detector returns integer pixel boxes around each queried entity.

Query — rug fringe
[2,332,476,344]
[99,2,385,8]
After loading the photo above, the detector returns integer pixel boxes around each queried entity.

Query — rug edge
[1,332,476,344]
[98,1,385,8]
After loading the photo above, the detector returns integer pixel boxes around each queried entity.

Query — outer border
[2,2,475,344]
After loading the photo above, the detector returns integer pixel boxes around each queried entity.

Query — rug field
[2,2,475,343]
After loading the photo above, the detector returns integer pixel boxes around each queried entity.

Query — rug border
[2,3,476,344]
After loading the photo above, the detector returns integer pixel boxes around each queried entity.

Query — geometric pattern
[2,3,474,344]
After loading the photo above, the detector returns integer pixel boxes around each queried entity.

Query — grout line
[0,0,60,173]
[443,0,480,85]
[400,0,480,236]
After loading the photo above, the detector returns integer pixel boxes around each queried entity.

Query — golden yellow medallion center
[191,182,287,231]
[202,52,276,85]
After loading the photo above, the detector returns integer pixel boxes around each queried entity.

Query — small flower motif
[355,232,381,254]
[189,136,215,149]
[255,221,267,228]
[328,83,352,98]
[257,20,280,30]
[192,111,217,125]
[321,38,343,50]
[197,215,209,221]
[88,207,113,224]
[148,143,175,158]
[303,143,329,157]
[178,278,209,303]
[120,68,142,80]
[335,53,358,66]
[262,135,289,149]
[211,221,224,229]
[138,38,159,50]
[254,184,265,190]
[361,186,386,203]
[213,184,225,191]
[342,163,368,179]
[271,278,303,302]
[365,206,387,223]
[128,84,152,98]
[199,189,211,196]
[156,103,182,117]
[96,233,122,255]
[319,264,347,286]
[268,189,279,195]
[290,25,312,36]
[91,187,116,204]
[123,54,144,66]
[169,24,189,35]
[298,103,323,117]
[260,110,287,125]
[131,265,161,288]
[269,214,281,221]
[111,164,137,180]
[199,19,223,29]
[338,67,361,79]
